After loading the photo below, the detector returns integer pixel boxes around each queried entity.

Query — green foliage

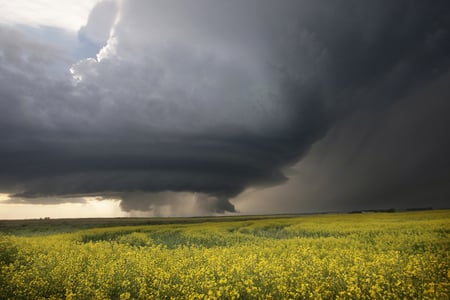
[0,235,17,265]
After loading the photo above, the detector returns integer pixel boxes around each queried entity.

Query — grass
[0,214,297,236]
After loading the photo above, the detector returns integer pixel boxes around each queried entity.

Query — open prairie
[1,210,449,299]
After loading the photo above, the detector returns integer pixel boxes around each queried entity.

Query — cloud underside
[0,0,450,213]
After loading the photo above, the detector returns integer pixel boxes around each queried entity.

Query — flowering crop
[1,210,449,299]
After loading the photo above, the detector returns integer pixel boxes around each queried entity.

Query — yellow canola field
[1,210,449,299]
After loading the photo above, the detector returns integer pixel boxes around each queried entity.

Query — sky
[0,0,449,219]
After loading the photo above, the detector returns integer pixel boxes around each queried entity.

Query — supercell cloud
[0,0,449,214]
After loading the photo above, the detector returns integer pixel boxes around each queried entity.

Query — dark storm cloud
[1,0,450,213]
[119,192,235,216]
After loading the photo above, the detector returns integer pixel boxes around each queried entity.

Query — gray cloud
[1,196,87,205]
[0,0,450,214]
[120,192,234,216]
[78,0,117,47]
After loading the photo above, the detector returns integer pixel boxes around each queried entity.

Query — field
[1,210,449,299]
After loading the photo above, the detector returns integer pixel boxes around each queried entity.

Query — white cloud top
[0,0,100,31]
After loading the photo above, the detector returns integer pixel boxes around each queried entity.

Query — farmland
[1,210,449,299]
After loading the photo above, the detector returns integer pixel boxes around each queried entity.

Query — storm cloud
[1,0,450,214]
